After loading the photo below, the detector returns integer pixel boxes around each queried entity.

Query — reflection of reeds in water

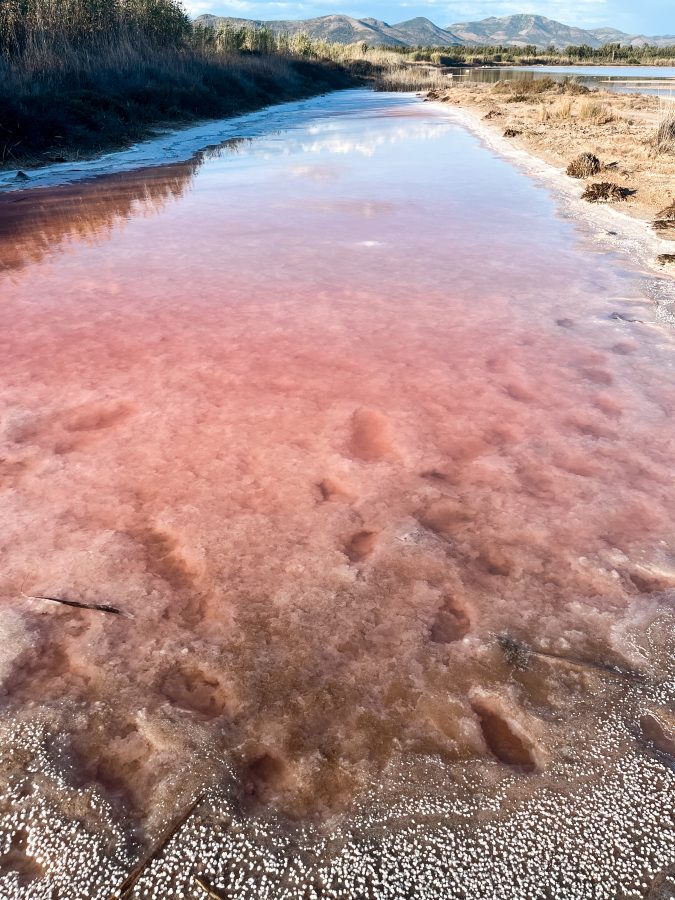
[0,138,250,275]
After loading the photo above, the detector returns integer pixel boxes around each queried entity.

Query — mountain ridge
[195,13,462,46]
[194,11,675,50]
[446,14,675,49]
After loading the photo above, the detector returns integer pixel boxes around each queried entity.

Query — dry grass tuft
[493,76,557,96]
[553,100,573,121]
[578,101,614,125]
[656,102,675,153]
[582,182,629,203]
[567,152,602,178]
[656,203,675,220]
[654,200,675,240]
[560,78,591,96]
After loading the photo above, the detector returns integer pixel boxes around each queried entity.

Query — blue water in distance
[448,64,675,95]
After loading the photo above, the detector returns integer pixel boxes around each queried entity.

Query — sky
[182,0,673,34]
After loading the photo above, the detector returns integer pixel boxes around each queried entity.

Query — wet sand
[0,91,673,898]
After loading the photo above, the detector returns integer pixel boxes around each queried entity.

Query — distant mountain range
[448,15,675,48]
[194,12,675,50]
[196,13,461,46]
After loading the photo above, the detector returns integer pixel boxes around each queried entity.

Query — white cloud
[183,0,311,15]
[182,0,218,13]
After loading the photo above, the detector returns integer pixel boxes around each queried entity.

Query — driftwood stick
[498,635,644,682]
[537,650,643,681]
[109,795,204,900]
[24,593,131,618]
[195,876,227,898]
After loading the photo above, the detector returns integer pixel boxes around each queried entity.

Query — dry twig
[24,593,130,616]
[109,795,204,899]
[195,876,227,898]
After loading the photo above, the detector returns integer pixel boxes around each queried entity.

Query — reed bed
[656,99,675,153]
[0,1,360,166]
[372,63,449,92]
[0,2,463,167]
[493,76,558,96]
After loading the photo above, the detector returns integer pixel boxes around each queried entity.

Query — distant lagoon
[446,64,675,96]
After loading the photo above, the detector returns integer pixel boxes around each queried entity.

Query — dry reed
[578,100,614,125]
[656,99,675,153]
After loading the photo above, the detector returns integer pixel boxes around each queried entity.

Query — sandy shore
[430,79,675,270]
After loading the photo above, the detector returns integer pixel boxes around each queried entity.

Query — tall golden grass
[0,1,462,167]
[0,0,390,168]
[0,0,191,52]
[656,99,675,153]
[0,1,367,167]
[578,100,615,125]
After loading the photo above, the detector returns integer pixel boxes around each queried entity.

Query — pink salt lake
[0,91,673,899]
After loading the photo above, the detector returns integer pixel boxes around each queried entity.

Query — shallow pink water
[0,93,673,889]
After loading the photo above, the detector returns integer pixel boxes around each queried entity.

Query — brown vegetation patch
[493,76,557,96]
[578,100,614,125]
[503,128,522,138]
[62,402,135,433]
[656,107,675,154]
[566,152,601,179]
[654,220,675,241]
[655,203,675,220]
[582,182,630,203]
[562,80,591,96]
